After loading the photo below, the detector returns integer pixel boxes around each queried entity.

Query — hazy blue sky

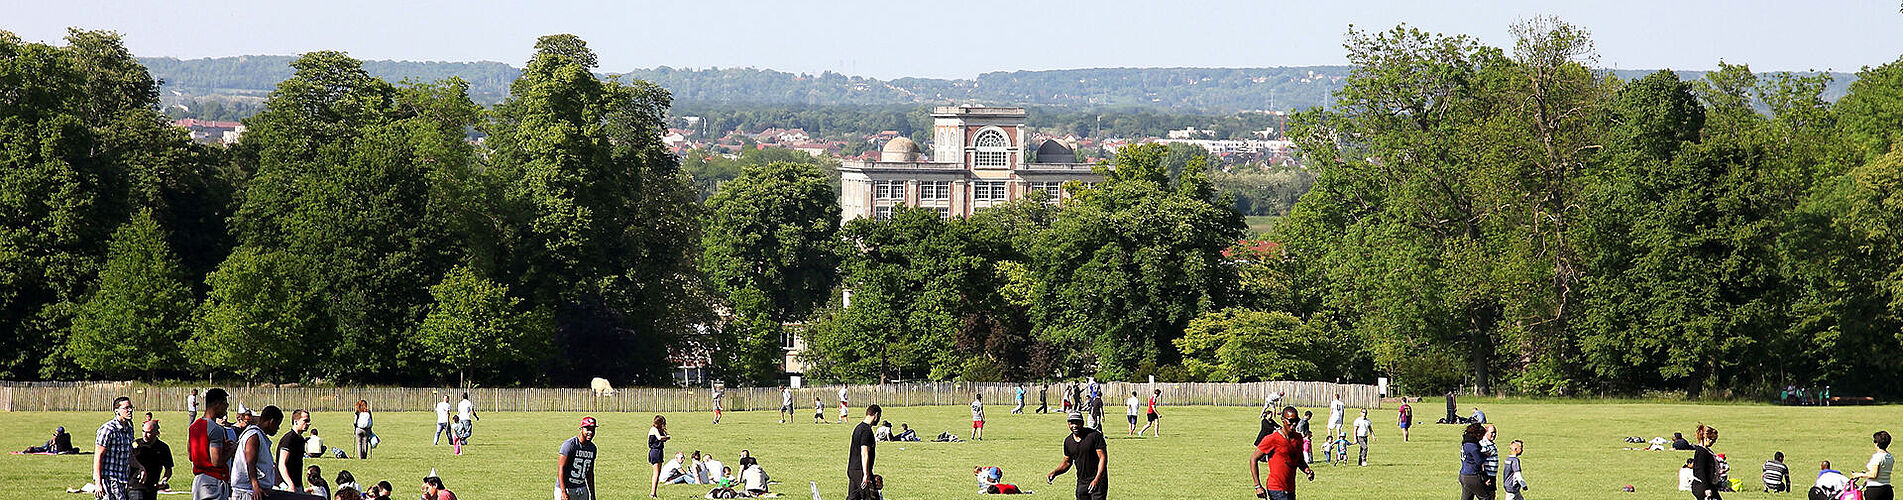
[9,0,1902,79]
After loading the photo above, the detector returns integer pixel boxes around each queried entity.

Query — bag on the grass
[368,431,380,449]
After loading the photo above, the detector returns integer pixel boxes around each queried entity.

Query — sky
[8,0,1903,79]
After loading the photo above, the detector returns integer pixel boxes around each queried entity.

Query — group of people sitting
[657,449,774,498]
[20,426,80,454]
[1679,430,1896,500]
[302,467,457,500]
[872,421,920,442]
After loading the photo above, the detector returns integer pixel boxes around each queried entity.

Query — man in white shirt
[433,395,451,446]
[1352,409,1374,466]
[703,453,726,484]
[456,393,477,441]
[1328,394,1346,441]
[778,386,793,424]
[837,387,850,423]
[186,390,199,422]
[304,428,325,458]
[1262,391,1283,416]
[660,452,689,484]
[1124,392,1141,436]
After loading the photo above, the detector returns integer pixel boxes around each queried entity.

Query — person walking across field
[557,417,598,500]
[1502,440,1528,500]
[456,393,478,441]
[814,395,826,424]
[1398,402,1413,442]
[847,405,882,497]
[1855,431,1894,500]
[1140,389,1162,437]
[433,395,452,446]
[1014,384,1027,415]
[1037,384,1050,414]
[129,419,173,500]
[711,385,725,425]
[1047,412,1107,500]
[647,415,670,498]
[1353,409,1372,466]
[838,387,851,424]
[187,390,200,423]
[96,396,138,500]
[1251,406,1314,500]
[779,386,793,424]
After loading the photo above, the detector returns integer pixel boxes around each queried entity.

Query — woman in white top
[352,400,373,459]
[1859,431,1895,500]
[233,406,283,500]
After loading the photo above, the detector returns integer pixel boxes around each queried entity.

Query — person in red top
[1139,389,1162,437]
[188,388,234,500]
[1251,406,1314,500]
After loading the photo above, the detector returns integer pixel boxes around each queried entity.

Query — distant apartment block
[170,119,245,145]
[838,106,1103,222]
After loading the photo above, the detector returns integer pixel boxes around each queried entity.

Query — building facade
[838,106,1102,222]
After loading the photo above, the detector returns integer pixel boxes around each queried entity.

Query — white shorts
[1328,419,1343,429]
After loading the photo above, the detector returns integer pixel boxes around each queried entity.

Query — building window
[934,207,951,219]
[782,325,800,350]
[1029,181,1063,200]
[975,181,1008,201]
[874,180,905,200]
[973,129,1009,168]
[920,181,951,200]
[874,206,894,220]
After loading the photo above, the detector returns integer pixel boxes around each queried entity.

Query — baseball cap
[579,416,598,428]
[1066,412,1084,423]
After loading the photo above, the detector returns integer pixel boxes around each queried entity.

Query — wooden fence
[0,380,1379,413]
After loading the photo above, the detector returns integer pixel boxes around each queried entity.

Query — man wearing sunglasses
[97,396,138,500]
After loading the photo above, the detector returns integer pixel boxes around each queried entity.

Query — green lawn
[2,401,1889,499]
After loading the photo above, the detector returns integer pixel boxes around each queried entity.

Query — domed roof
[1034,139,1076,163]
[880,137,921,162]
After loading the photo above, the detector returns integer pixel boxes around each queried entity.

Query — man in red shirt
[188,388,233,500]
[1251,406,1314,500]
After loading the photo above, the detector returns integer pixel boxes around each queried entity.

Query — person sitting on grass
[895,424,919,442]
[1672,432,1694,451]
[740,460,770,496]
[974,466,1028,494]
[306,465,331,499]
[875,421,892,442]
[661,452,690,484]
[22,426,78,454]
[1815,461,1853,499]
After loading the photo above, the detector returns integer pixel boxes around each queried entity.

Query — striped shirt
[96,418,135,482]
[1479,439,1500,477]
[1763,460,1789,488]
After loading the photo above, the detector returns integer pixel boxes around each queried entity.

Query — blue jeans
[435,422,449,445]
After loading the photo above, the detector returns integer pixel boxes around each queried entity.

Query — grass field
[3,400,1894,499]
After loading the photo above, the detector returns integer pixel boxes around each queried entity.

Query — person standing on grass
[1251,406,1313,500]
[1857,431,1894,500]
[450,415,470,455]
[434,395,451,446]
[1124,392,1141,436]
[130,419,173,500]
[557,417,598,500]
[1141,389,1162,437]
[711,385,726,424]
[779,386,793,424]
[277,410,310,492]
[1047,412,1107,500]
[1327,394,1345,442]
[815,395,826,424]
[1038,384,1050,414]
[189,388,233,500]
[1458,423,1492,500]
[188,390,200,423]
[1689,423,1721,500]
[456,393,478,439]
[971,393,986,441]
[838,386,851,424]
[97,396,137,500]
[351,400,373,460]
[1014,384,1027,415]
[847,405,882,497]
[231,406,282,500]
[1352,409,1372,466]
[1398,402,1413,442]
[1298,411,1314,464]
[1502,440,1527,500]
[647,415,670,498]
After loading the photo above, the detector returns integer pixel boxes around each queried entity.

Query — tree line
[11,20,1903,398]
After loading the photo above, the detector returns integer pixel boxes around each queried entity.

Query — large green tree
[415,266,553,387]
[700,161,841,383]
[65,210,193,378]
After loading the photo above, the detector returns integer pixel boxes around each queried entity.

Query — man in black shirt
[276,409,310,492]
[1037,384,1050,414]
[129,420,172,500]
[847,404,882,496]
[1047,412,1107,500]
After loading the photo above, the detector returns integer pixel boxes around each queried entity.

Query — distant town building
[171,119,244,145]
[838,106,1103,222]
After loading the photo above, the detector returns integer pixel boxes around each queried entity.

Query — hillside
[141,56,1859,115]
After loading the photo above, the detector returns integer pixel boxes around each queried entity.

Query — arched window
[973,129,1009,168]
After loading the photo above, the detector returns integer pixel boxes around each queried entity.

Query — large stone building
[838,106,1101,222]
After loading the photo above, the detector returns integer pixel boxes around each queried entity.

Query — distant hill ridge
[140,55,1858,112]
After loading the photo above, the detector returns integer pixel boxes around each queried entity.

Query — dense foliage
[8,22,1903,399]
